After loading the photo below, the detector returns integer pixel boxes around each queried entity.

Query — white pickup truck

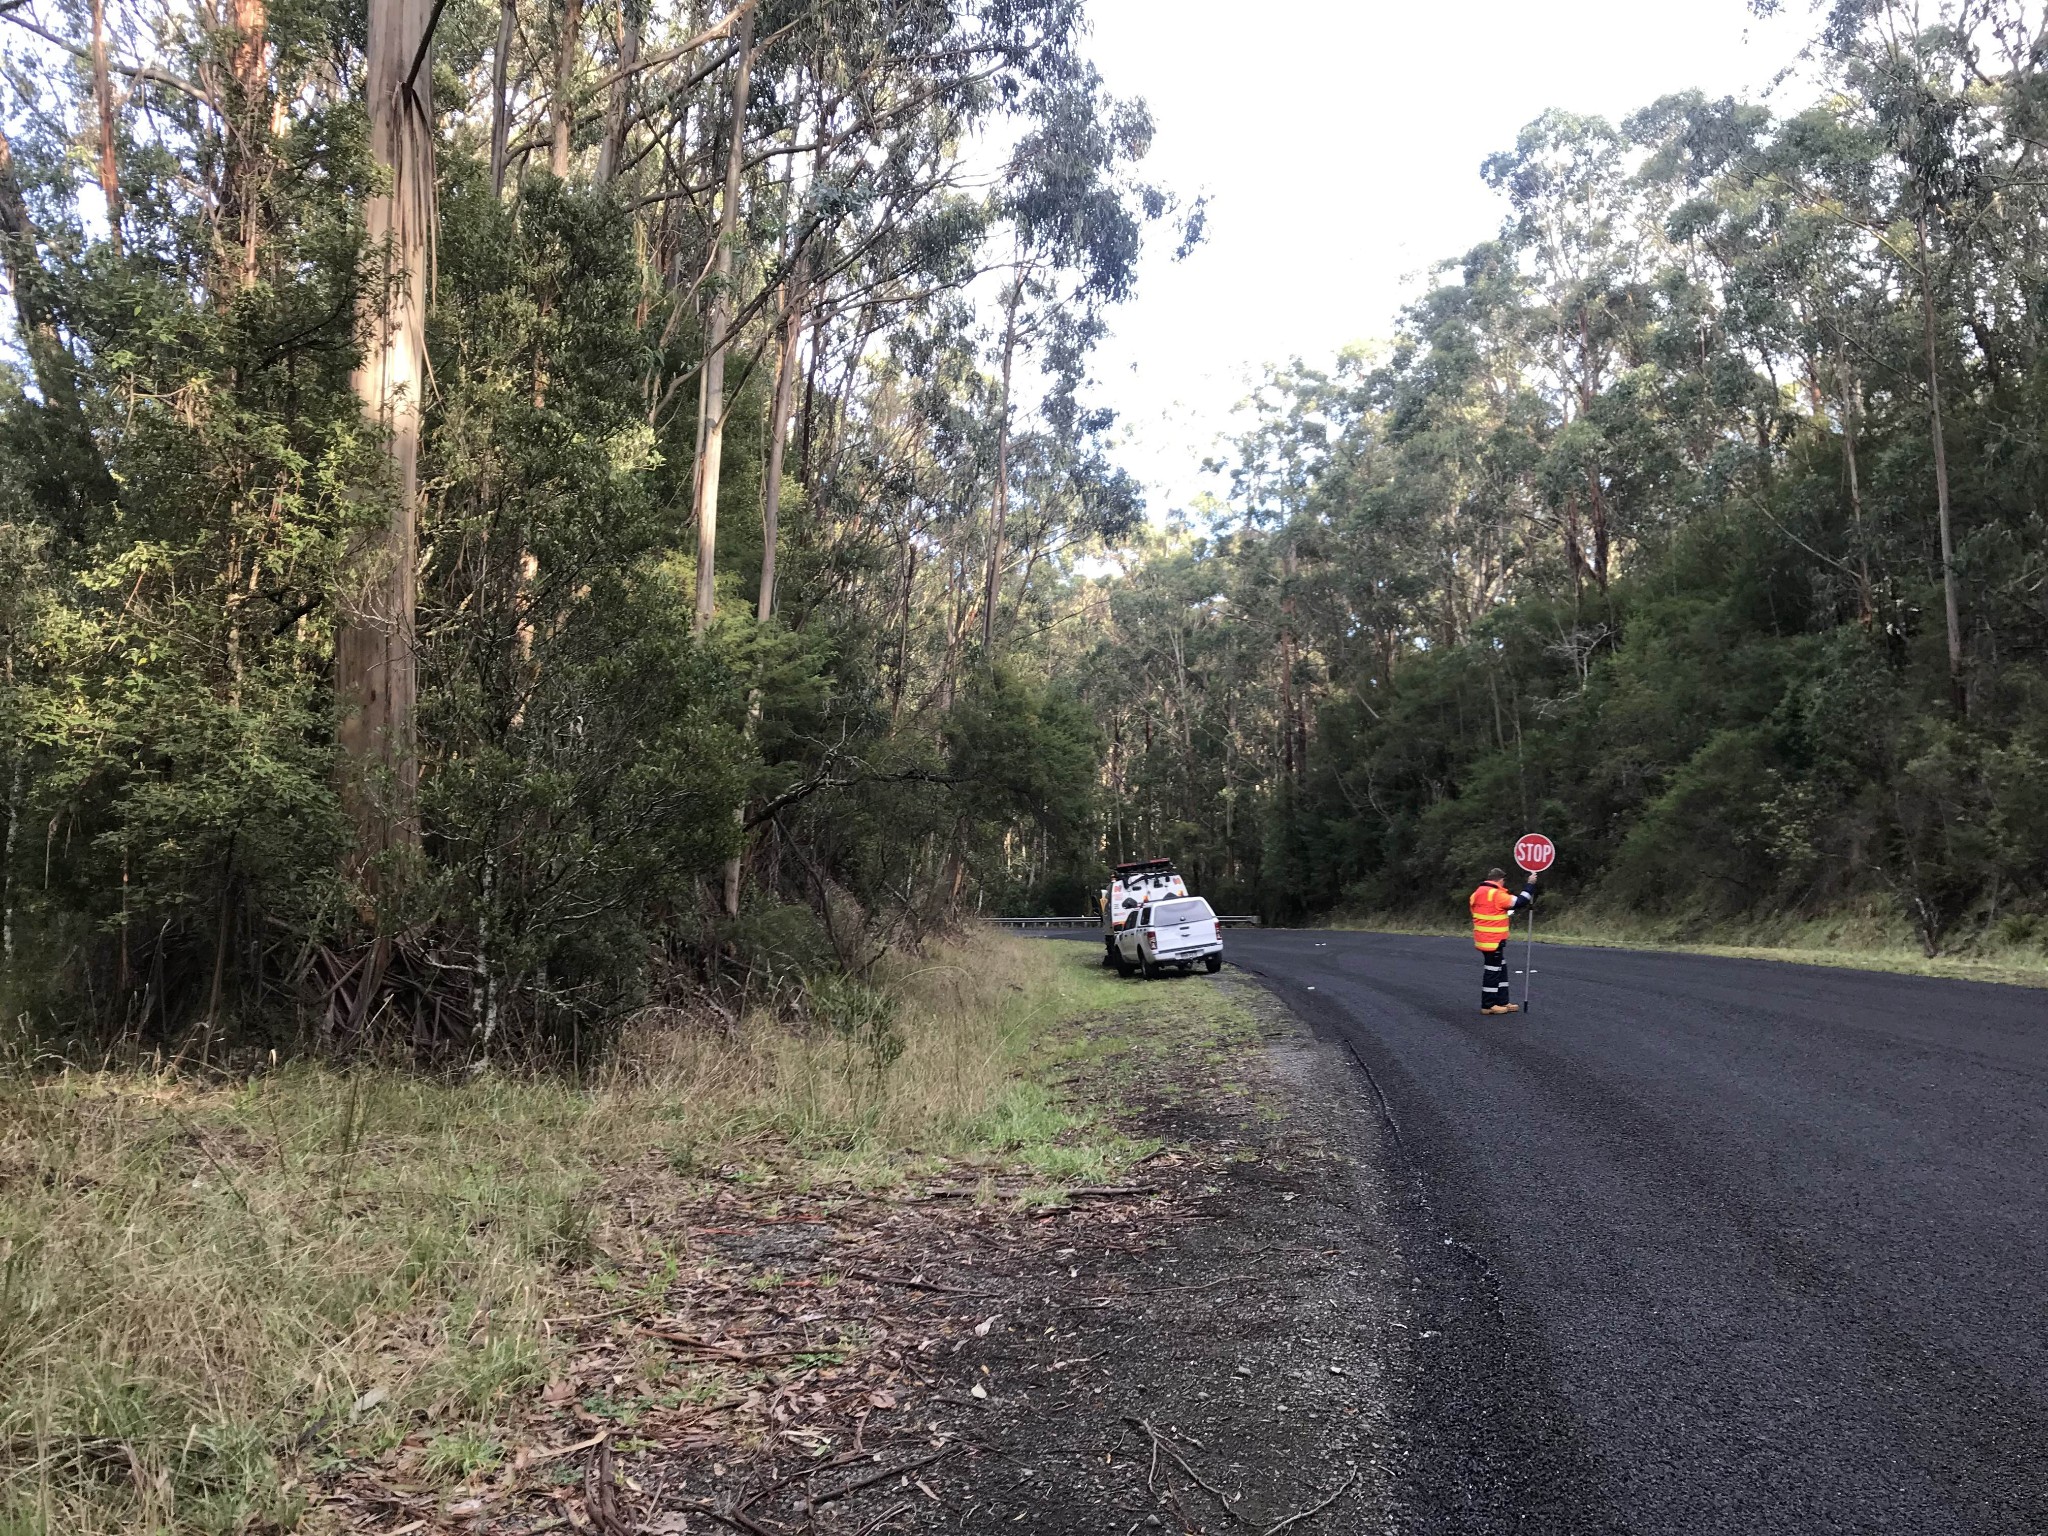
[1111,896,1224,978]
[1099,858,1188,968]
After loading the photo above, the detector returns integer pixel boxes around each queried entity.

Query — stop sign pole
[1514,834,1556,1014]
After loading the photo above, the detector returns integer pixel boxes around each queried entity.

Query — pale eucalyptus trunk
[720,263,798,916]
[89,0,122,254]
[691,3,754,636]
[489,0,514,197]
[979,276,1021,650]
[550,0,582,177]
[758,281,803,622]
[1916,211,1966,714]
[1832,362,1874,627]
[707,7,760,917]
[595,4,641,185]
[336,0,435,893]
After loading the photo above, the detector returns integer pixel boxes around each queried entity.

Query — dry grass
[0,1067,611,1534]
[0,931,1128,1535]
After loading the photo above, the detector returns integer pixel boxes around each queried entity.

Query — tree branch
[580,0,759,101]
[747,763,959,830]
[0,11,212,106]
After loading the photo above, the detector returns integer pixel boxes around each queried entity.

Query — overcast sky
[1079,0,1819,516]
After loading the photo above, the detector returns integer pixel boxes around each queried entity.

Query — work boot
[1495,1004,1520,1015]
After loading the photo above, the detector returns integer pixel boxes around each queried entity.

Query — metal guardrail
[990,915,1263,931]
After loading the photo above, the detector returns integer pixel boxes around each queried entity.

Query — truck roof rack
[1113,858,1178,875]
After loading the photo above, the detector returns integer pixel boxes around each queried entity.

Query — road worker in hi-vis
[1470,866,1538,1014]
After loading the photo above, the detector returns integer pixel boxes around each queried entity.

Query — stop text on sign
[1515,833,1557,874]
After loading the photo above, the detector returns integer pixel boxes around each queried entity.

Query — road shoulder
[338,953,1409,1535]
[1322,916,2048,991]
[884,971,1400,1532]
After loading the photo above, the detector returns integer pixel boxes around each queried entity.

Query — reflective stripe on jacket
[1470,881,1518,950]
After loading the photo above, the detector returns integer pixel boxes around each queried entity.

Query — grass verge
[1327,907,2048,990]
[0,931,1243,1534]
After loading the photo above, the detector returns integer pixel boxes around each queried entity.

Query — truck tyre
[1140,953,1157,981]
[1205,954,1223,974]
[1101,941,1117,969]
[1114,949,1134,978]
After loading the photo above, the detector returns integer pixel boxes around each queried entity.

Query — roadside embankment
[0,935,1120,1533]
[1,933,1391,1535]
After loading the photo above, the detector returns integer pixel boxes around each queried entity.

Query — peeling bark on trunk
[337,0,435,894]
[229,0,269,275]
[90,0,123,254]
[691,4,754,636]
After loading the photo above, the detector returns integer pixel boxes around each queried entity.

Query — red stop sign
[1515,833,1556,874]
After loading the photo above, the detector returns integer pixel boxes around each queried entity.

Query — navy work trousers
[1480,944,1511,1010]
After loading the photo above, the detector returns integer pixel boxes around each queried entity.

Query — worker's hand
[1527,870,1541,884]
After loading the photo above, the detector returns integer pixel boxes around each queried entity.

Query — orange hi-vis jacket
[1470,880,1518,950]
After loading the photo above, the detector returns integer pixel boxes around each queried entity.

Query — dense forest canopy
[1077,0,2048,954]
[2,0,2046,1066]
[0,0,1178,1058]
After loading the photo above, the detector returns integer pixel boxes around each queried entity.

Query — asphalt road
[1216,928,2048,1536]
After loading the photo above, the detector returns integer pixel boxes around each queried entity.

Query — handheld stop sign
[1513,832,1555,1011]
